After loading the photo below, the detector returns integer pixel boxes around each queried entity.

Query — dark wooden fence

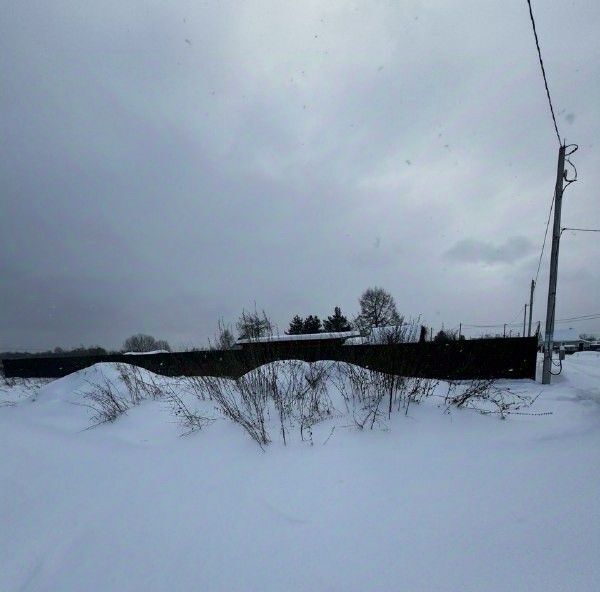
[2,337,537,381]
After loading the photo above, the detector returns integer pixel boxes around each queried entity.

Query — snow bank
[1,356,599,591]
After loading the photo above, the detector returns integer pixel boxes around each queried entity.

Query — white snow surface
[123,349,170,355]
[1,354,599,591]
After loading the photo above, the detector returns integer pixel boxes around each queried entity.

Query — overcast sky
[1,0,599,350]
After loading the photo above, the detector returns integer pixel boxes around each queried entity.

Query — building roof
[345,324,419,345]
[236,331,361,345]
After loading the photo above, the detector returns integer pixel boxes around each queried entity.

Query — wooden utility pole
[528,279,535,337]
[542,144,566,384]
[523,304,528,338]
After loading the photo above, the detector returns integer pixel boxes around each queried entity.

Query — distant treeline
[0,346,117,360]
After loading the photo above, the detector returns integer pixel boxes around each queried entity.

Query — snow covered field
[1,353,599,591]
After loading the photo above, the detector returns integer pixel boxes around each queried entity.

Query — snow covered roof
[345,324,419,345]
[123,350,170,355]
[236,331,361,345]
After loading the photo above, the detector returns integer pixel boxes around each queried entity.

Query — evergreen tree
[433,330,449,343]
[302,315,322,334]
[286,315,305,335]
[433,329,458,343]
[323,306,353,332]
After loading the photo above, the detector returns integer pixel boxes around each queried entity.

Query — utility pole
[542,144,566,384]
[528,279,535,337]
[503,324,507,338]
[523,304,527,338]
[458,323,462,339]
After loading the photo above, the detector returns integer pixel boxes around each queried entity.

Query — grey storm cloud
[1,0,599,349]
[445,237,535,265]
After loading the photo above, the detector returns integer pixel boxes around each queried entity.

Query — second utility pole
[542,144,566,384]
[528,279,535,337]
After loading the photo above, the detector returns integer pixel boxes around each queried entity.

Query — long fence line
[2,336,538,381]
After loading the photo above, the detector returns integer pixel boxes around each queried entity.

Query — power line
[462,324,522,329]
[554,317,600,325]
[533,191,555,290]
[561,227,600,234]
[460,305,537,330]
[462,321,529,329]
[462,311,600,329]
[525,0,562,144]
[555,312,600,322]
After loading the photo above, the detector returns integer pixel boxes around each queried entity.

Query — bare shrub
[201,372,271,448]
[484,388,540,419]
[81,364,169,426]
[82,374,130,425]
[262,361,290,445]
[445,379,541,419]
[449,379,545,419]
[330,358,439,427]
[116,364,145,404]
[448,379,496,408]
[330,363,391,429]
[291,361,334,444]
[165,388,212,435]
[116,363,165,402]
[443,380,460,405]
[185,359,335,447]
[410,377,438,402]
[179,375,211,400]
[402,376,439,416]
[0,375,51,403]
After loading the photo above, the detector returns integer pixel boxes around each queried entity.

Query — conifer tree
[286,315,305,335]
[323,306,353,332]
[302,315,322,334]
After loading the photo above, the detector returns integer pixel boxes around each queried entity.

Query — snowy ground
[1,353,599,591]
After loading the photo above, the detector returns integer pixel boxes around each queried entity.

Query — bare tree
[209,319,236,350]
[236,309,273,340]
[355,287,401,333]
[122,334,171,353]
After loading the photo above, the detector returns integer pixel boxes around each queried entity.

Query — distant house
[551,328,591,353]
